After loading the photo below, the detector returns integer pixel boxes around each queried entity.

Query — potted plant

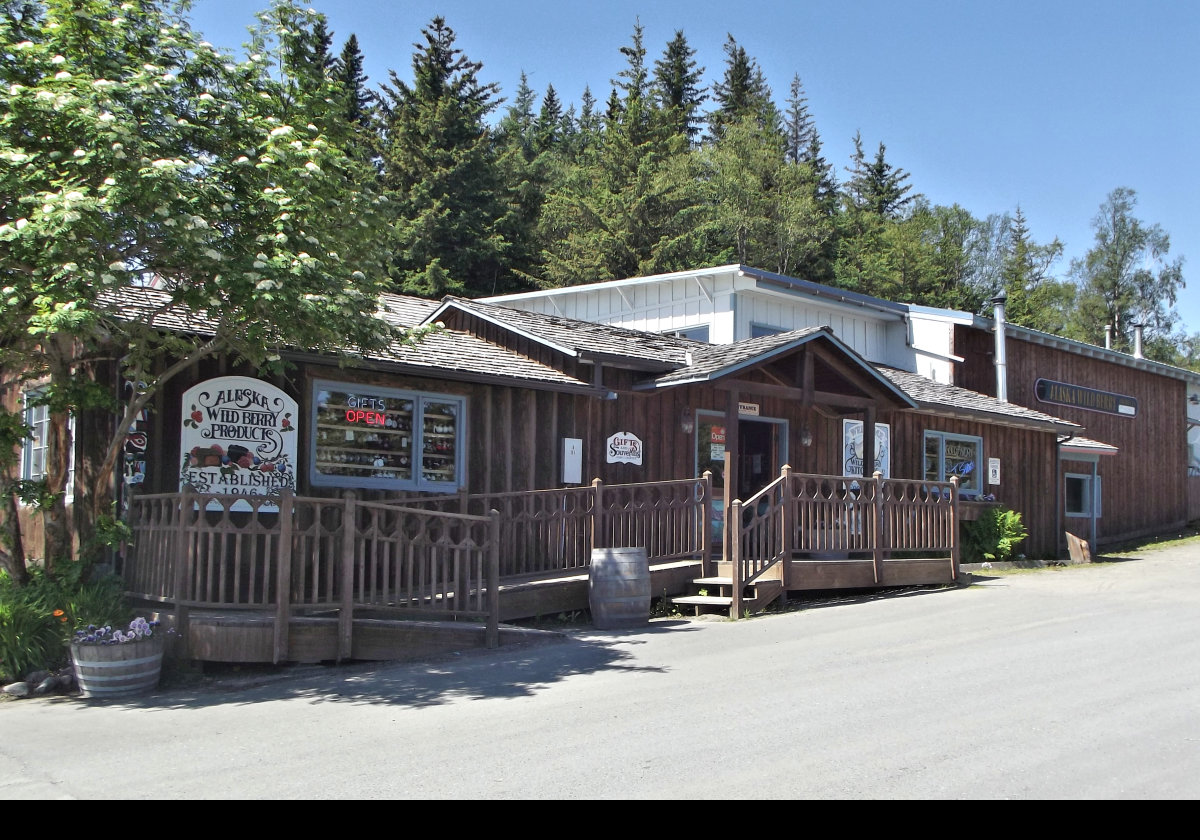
[70,617,165,699]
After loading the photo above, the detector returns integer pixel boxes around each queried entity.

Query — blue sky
[188,0,1199,338]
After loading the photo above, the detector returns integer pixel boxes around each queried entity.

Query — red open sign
[345,409,385,426]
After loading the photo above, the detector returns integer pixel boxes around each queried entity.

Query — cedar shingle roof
[875,366,1080,431]
[101,287,600,395]
[428,297,700,369]
[638,328,916,407]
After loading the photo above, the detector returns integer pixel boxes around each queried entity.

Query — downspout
[991,291,1008,403]
[1055,432,1074,560]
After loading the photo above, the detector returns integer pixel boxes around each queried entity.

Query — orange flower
[53,609,67,623]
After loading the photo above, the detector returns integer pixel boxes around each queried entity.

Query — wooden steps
[672,575,784,619]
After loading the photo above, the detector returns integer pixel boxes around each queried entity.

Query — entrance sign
[842,419,890,477]
[1035,378,1137,418]
[606,431,643,465]
[180,376,297,509]
[738,402,760,416]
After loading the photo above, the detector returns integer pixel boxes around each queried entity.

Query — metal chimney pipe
[991,291,1008,403]
[1104,324,1112,350]
[1133,323,1144,359]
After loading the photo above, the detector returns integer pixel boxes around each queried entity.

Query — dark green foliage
[334,33,375,128]
[0,564,131,680]
[0,599,64,681]
[708,34,776,139]
[378,16,516,296]
[653,29,706,143]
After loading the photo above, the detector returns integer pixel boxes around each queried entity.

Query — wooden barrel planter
[589,547,650,629]
[71,634,164,699]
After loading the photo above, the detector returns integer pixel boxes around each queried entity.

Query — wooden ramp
[165,559,702,665]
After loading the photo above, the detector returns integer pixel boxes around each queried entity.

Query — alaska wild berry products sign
[180,376,297,509]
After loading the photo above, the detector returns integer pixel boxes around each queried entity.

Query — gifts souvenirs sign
[606,431,643,465]
[180,376,297,510]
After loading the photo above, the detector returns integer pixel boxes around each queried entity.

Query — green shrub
[0,566,133,681]
[0,598,66,682]
[64,575,133,632]
[962,507,1028,563]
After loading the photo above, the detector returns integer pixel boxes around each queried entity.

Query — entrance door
[737,419,781,500]
[695,415,786,500]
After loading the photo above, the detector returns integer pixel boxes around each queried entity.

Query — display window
[310,380,464,491]
[923,431,982,497]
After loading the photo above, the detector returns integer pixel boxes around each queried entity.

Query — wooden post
[780,464,793,595]
[949,476,960,578]
[730,498,743,619]
[486,510,500,649]
[723,389,739,568]
[173,487,193,658]
[591,477,605,551]
[872,470,885,584]
[701,470,714,578]
[338,491,357,662]
[273,489,294,665]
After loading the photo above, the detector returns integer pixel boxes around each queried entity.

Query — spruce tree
[708,34,775,140]
[378,16,508,297]
[652,29,706,144]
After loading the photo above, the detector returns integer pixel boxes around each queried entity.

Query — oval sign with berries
[180,375,298,511]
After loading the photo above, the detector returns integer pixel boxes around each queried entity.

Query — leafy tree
[535,23,694,285]
[0,0,396,570]
[998,206,1071,332]
[1066,187,1185,357]
[698,115,829,276]
[652,29,705,144]
[377,16,510,296]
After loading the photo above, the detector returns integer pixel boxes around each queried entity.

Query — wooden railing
[729,467,960,615]
[123,488,500,662]
[380,475,713,577]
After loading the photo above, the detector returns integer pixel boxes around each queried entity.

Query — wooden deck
[123,470,961,664]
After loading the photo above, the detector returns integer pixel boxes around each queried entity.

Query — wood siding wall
[955,325,1189,545]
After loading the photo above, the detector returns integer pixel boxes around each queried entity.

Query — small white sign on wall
[988,457,1001,486]
[562,437,583,484]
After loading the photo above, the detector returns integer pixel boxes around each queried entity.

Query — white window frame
[1064,472,1102,518]
[750,322,785,339]
[20,387,75,501]
[923,430,983,498]
[664,324,710,343]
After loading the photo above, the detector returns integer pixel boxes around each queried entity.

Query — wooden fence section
[123,488,500,661]
[731,468,960,601]
[384,475,713,577]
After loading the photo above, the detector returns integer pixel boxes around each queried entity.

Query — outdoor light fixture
[800,426,813,447]
[680,407,695,434]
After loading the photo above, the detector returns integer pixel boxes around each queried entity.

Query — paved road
[4,541,1199,799]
